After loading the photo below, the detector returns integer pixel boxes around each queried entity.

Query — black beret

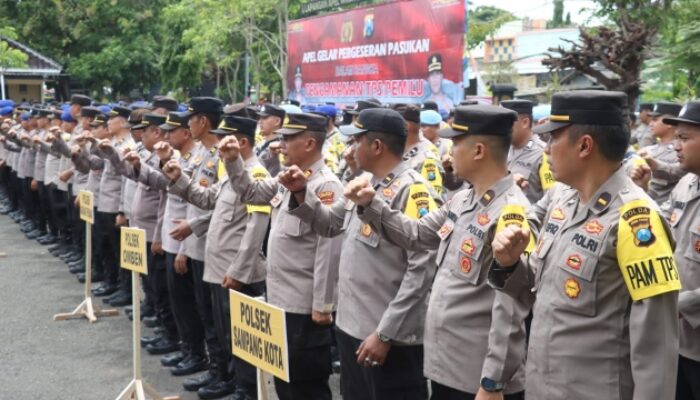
[649,101,682,117]
[533,90,628,134]
[421,100,439,111]
[276,112,328,135]
[663,101,700,127]
[500,100,533,115]
[70,94,92,107]
[390,103,421,124]
[80,106,102,119]
[181,97,224,118]
[132,113,166,130]
[438,105,516,138]
[340,108,407,137]
[211,116,257,138]
[109,106,131,119]
[639,103,654,112]
[259,103,285,119]
[160,112,189,131]
[152,96,179,112]
[346,99,382,115]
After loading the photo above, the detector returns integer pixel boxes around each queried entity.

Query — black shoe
[65,253,83,263]
[69,265,86,274]
[153,326,167,335]
[170,354,208,376]
[93,283,118,297]
[68,257,85,267]
[20,224,35,233]
[26,229,44,239]
[161,351,187,367]
[183,371,217,392]
[145,337,179,355]
[105,289,127,303]
[38,235,57,245]
[230,387,256,400]
[197,378,237,400]
[77,272,103,283]
[140,334,163,347]
[109,292,132,307]
[141,302,156,318]
[59,250,78,260]
[36,233,52,241]
[143,315,160,328]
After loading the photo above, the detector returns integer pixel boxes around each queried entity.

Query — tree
[542,0,670,110]
[0,27,28,70]
[467,6,516,50]
[548,0,565,29]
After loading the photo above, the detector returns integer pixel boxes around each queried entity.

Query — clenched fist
[344,177,375,207]
[278,165,308,194]
[162,159,182,182]
[492,225,531,268]
[153,141,174,162]
[123,150,141,170]
[218,135,240,162]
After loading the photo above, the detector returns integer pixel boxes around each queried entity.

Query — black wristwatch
[480,377,504,392]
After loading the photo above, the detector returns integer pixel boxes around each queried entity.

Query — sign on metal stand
[114,226,178,400]
[54,190,118,322]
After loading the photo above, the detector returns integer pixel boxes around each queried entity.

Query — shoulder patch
[403,182,438,220]
[317,190,335,205]
[539,152,555,190]
[616,199,680,301]
[216,159,227,181]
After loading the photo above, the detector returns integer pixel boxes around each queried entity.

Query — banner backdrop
[287,0,465,110]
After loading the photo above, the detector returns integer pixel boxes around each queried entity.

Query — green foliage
[0,27,28,70]
[467,6,516,50]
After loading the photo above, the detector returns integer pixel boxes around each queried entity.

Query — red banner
[287,0,466,111]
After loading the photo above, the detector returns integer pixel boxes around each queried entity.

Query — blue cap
[315,105,337,119]
[0,106,13,116]
[0,99,14,108]
[302,105,317,112]
[99,105,112,115]
[280,104,303,114]
[20,112,30,121]
[177,104,187,112]
[130,100,150,109]
[61,110,76,123]
[420,110,442,125]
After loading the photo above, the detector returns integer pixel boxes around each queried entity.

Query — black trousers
[165,252,205,355]
[37,181,55,235]
[677,355,700,400]
[48,185,68,236]
[0,165,9,196]
[211,281,265,391]
[21,177,39,223]
[145,243,176,339]
[95,211,119,285]
[431,382,524,400]
[190,259,226,377]
[70,194,83,251]
[8,170,19,210]
[336,328,427,400]
[273,312,332,400]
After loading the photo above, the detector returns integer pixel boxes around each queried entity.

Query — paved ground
[0,214,340,399]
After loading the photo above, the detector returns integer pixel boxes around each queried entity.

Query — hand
[311,310,333,325]
[344,177,375,207]
[269,141,281,155]
[218,135,240,161]
[441,154,453,172]
[174,253,188,275]
[513,173,529,190]
[492,225,531,267]
[475,388,504,400]
[151,241,164,255]
[123,150,141,170]
[153,141,173,162]
[639,150,658,172]
[98,138,113,151]
[355,332,390,368]
[278,165,308,193]
[30,179,38,191]
[222,276,244,291]
[162,159,182,182]
[169,219,193,241]
[0,160,5,168]
[45,132,56,143]
[0,136,5,143]
[59,170,73,182]
[630,163,652,190]
[115,214,128,227]
[20,132,30,141]
[31,136,41,144]
[343,145,358,173]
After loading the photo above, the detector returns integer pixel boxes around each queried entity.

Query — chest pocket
[355,221,380,248]
[683,230,700,263]
[448,226,487,285]
[554,230,602,317]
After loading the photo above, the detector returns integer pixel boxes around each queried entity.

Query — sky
[468,0,600,25]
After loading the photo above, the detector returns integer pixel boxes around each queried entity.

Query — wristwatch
[480,377,504,392]
[376,332,391,343]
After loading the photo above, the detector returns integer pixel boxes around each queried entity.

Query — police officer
[163,115,270,400]
[278,108,440,400]
[255,103,286,177]
[345,106,528,400]
[491,90,680,399]
[221,112,343,400]
[501,99,553,204]
[136,111,209,375]
[658,101,700,399]
[632,103,655,148]
[632,101,684,205]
